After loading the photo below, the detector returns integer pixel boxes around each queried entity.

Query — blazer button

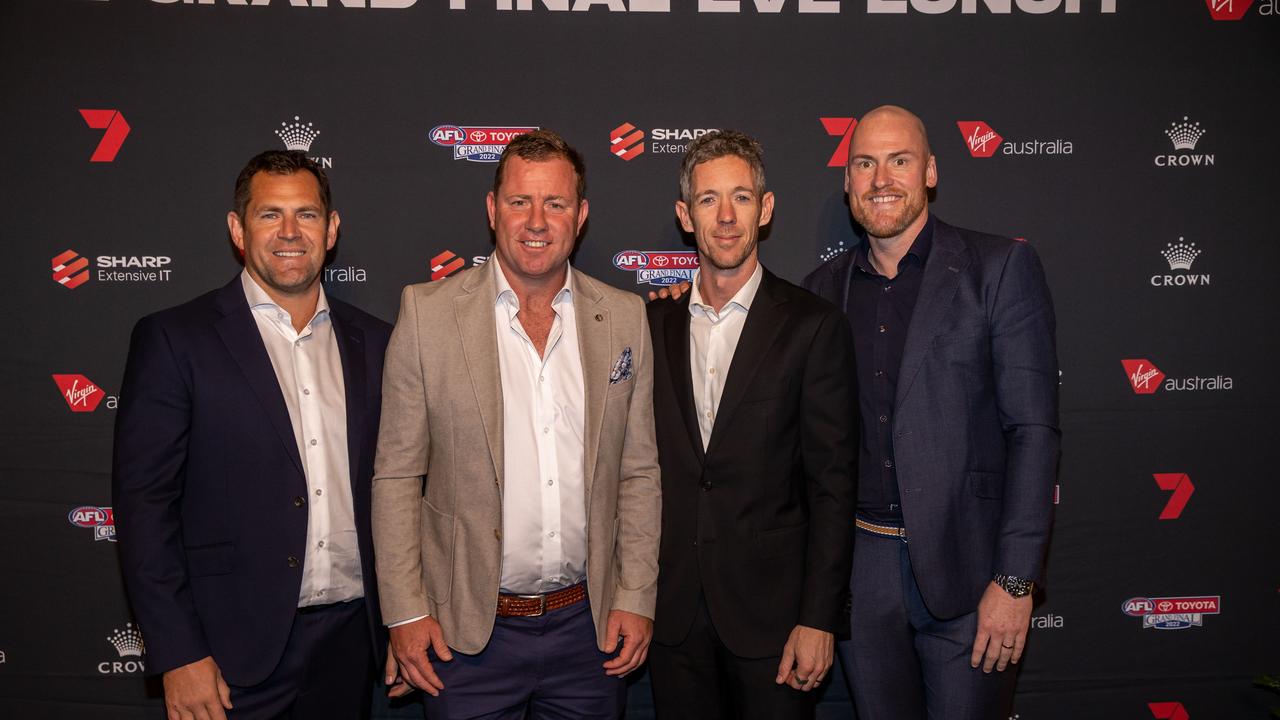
[293,496,306,508]
[287,556,299,568]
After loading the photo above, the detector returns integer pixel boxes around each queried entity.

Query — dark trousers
[837,529,1014,720]
[422,597,624,720]
[227,598,374,720]
[648,594,816,720]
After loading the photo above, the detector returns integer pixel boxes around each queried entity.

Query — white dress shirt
[688,263,763,449]
[242,271,363,608]
[492,255,589,595]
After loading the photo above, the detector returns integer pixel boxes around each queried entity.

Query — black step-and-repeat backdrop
[3,1,1278,718]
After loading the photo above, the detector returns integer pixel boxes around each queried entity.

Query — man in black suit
[803,105,1060,719]
[113,151,404,719]
[646,130,858,719]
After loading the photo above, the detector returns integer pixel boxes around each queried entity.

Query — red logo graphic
[1149,701,1190,720]
[1122,359,1165,394]
[820,117,857,168]
[79,109,131,162]
[52,249,90,289]
[430,250,465,281]
[610,123,645,162]
[68,505,117,542]
[1153,473,1195,520]
[1205,0,1253,20]
[53,374,106,412]
[956,121,1003,158]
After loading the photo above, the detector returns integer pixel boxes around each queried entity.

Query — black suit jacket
[112,276,392,685]
[648,268,858,658]
[804,217,1060,619]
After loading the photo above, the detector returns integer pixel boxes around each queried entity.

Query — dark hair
[492,129,586,201]
[678,130,766,204]
[232,150,332,218]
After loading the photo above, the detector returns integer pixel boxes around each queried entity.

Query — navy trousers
[422,598,624,720]
[227,598,374,720]
[838,529,1014,720]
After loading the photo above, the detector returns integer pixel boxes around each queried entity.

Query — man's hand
[162,655,232,720]
[602,609,653,677]
[646,281,691,302]
[775,625,833,692]
[383,639,413,698]
[970,581,1033,673]
[389,617,453,696]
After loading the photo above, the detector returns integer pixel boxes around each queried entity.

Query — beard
[851,189,927,240]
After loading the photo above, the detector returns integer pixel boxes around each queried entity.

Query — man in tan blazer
[371,130,661,719]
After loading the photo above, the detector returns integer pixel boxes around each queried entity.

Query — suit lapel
[705,270,787,457]
[574,269,609,497]
[329,303,367,498]
[454,267,506,494]
[212,278,305,479]
[663,296,705,463]
[895,221,970,407]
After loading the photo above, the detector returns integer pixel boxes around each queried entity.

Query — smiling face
[845,107,937,244]
[676,154,775,274]
[227,170,337,302]
[486,155,587,293]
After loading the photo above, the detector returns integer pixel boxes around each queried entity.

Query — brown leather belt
[855,518,908,540]
[496,584,586,617]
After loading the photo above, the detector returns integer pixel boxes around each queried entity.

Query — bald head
[844,104,937,243]
[849,105,931,164]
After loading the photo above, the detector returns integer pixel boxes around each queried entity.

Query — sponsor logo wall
[4,1,1276,719]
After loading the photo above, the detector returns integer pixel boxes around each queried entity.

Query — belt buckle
[517,593,547,617]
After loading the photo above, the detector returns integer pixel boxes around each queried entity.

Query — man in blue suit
[803,105,1060,719]
[113,151,401,719]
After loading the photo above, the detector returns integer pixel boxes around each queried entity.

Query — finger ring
[796,677,809,683]
[1001,643,1014,649]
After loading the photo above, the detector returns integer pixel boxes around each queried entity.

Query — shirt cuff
[387,613,429,628]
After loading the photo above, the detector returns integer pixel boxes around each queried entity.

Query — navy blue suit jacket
[804,218,1060,619]
[112,276,391,685]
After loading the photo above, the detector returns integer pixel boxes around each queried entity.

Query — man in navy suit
[803,105,1060,719]
[113,151,402,719]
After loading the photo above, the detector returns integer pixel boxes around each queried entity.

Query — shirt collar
[853,214,935,277]
[491,253,574,311]
[689,261,764,317]
[240,269,330,322]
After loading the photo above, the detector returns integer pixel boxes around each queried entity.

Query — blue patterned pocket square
[609,347,633,384]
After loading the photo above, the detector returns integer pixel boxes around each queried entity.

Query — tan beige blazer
[371,262,661,654]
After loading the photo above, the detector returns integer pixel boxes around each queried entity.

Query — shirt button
[539,376,545,383]
[543,426,550,434]
[705,411,713,419]
[315,488,323,496]
[884,285,893,293]
[879,415,888,423]
[708,367,716,375]
[293,496,305,508]
[547,478,554,486]
[701,480,712,491]
[303,388,311,396]
[548,531,557,538]
[318,540,325,548]
[884,459,894,469]
[878,325,887,333]
[309,438,317,446]
[874,370,884,378]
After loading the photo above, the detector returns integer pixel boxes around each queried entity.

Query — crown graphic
[275,116,320,152]
[819,240,848,263]
[107,623,145,658]
[1165,117,1205,151]
[1161,238,1201,271]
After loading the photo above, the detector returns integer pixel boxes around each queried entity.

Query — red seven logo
[1152,473,1195,520]
[79,109,131,162]
[820,117,857,168]
[1149,701,1189,720]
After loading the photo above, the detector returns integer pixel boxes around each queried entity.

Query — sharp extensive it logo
[1149,702,1190,720]
[957,121,1003,158]
[1206,0,1253,20]
[68,505,116,542]
[820,117,857,167]
[1123,595,1220,630]
[1152,237,1210,287]
[613,250,699,286]
[430,250,466,281]
[99,622,146,675]
[430,125,537,163]
[52,374,106,412]
[79,109,130,163]
[52,250,90,289]
[1156,117,1214,167]
[610,123,645,162]
[1122,359,1165,394]
[1153,473,1195,520]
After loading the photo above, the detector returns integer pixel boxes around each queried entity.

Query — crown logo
[275,116,320,152]
[1161,238,1201,271]
[107,623,145,658]
[819,240,849,263]
[1165,117,1205,151]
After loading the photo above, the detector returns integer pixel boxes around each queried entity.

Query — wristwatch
[993,573,1035,598]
